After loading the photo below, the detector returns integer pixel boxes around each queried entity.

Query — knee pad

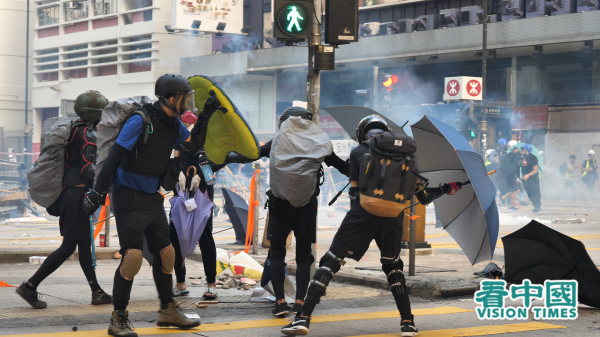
[160,244,175,275]
[386,268,407,296]
[120,249,143,281]
[313,251,345,286]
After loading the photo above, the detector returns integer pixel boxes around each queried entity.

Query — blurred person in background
[520,144,541,213]
[581,150,598,202]
[560,155,579,200]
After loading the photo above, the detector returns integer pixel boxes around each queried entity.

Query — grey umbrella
[323,106,407,141]
[410,116,499,265]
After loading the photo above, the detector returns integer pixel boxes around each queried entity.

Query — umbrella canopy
[502,220,600,308]
[323,105,407,141]
[221,188,249,245]
[411,116,499,265]
[170,190,214,259]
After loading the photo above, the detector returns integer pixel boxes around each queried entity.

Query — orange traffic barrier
[93,194,110,240]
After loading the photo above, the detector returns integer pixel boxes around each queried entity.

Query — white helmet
[507,140,518,148]
[589,150,595,155]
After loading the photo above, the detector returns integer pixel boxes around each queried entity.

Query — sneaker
[108,310,137,337]
[292,303,303,314]
[172,286,190,297]
[92,290,113,305]
[401,320,419,337]
[281,315,310,336]
[156,301,201,329]
[271,302,289,317]
[16,282,47,309]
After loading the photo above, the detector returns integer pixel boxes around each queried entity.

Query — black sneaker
[401,320,419,337]
[292,303,303,314]
[92,290,113,305]
[271,302,289,317]
[281,315,310,336]
[16,282,47,309]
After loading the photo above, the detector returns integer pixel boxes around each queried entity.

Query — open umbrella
[411,116,499,265]
[502,220,600,308]
[221,188,249,245]
[323,105,407,141]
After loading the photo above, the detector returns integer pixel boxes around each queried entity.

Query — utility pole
[372,66,379,112]
[25,0,30,164]
[307,0,322,277]
[480,0,488,155]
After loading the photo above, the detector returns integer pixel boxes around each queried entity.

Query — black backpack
[358,131,419,218]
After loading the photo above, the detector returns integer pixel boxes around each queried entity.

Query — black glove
[201,91,227,118]
[226,152,254,164]
[82,190,103,216]
[349,187,359,203]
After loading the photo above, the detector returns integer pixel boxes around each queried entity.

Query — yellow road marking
[425,233,449,239]
[349,321,565,337]
[214,236,236,241]
[1,306,471,337]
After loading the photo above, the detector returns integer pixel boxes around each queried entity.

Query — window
[40,55,59,63]
[67,44,88,51]
[93,0,117,15]
[68,60,88,67]
[38,6,59,26]
[41,64,59,70]
[67,52,88,59]
[64,1,88,21]
[40,48,59,55]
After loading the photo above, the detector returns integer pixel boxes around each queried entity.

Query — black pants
[267,195,317,302]
[112,187,173,310]
[523,177,541,208]
[169,214,217,284]
[29,187,101,291]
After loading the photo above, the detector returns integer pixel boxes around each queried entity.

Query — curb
[0,248,119,264]
[282,263,480,299]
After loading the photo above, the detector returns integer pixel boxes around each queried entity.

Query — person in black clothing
[498,150,522,210]
[520,144,541,212]
[17,91,112,309]
[82,74,222,337]
[281,115,463,337]
[170,144,225,300]
[227,107,350,318]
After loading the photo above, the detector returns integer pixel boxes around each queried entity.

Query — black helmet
[73,90,109,123]
[155,74,195,118]
[356,115,390,143]
[278,107,313,129]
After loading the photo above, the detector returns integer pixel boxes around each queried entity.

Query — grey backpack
[27,118,84,208]
[95,96,152,183]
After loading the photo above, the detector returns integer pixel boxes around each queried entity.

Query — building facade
[30,0,212,149]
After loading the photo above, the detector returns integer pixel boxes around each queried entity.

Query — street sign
[443,76,482,101]
[170,0,244,34]
[274,0,311,42]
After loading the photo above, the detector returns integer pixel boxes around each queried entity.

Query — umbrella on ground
[411,116,499,265]
[323,106,407,141]
[502,220,600,308]
[221,188,249,245]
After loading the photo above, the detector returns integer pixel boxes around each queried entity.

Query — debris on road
[551,218,586,224]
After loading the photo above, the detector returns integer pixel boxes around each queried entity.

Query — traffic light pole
[480,0,488,155]
[307,0,322,277]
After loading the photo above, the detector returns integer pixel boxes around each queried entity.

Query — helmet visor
[181,91,196,114]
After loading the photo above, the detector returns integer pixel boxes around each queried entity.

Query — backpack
[269,116,333,207]
[27,118,86,208]
[558,162,566,176]
[358,131,419,218]
[95,96,153,183]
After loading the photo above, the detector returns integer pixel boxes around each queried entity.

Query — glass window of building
[64,1,89,21]
[93,0,118,15]
[38,6,59,26]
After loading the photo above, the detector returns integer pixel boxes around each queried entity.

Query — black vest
[120,104,178,177]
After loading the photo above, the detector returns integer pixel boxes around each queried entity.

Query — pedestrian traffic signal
[274,0,311,43]
[460,115,479,141]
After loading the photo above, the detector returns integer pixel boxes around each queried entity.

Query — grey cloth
[27,117,72,208]
[95,96,153,184]
[365,128,385,141]
[269,116,333,207]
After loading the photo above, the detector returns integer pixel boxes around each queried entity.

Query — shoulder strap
[127,109,152,145]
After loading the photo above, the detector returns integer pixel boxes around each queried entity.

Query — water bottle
[200,161,216,185]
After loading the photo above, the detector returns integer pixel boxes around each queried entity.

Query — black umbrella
[221,188,249,245]
[502,220,600,308]
[323,106,407,141]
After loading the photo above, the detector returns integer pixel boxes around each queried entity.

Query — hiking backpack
[358,131,419,218]
[27,118,86,208]
[95,96,153,183]
[269,116,333,207]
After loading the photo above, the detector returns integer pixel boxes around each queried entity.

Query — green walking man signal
[274,0,310,42]
[286,6,304,33]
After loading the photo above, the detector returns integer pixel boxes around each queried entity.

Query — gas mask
[162,91,196,119]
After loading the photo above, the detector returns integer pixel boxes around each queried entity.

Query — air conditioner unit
[461,6,482,26]
[397,19,415,33]
[439,8,461,28]
[65,2,83,10]
[379,22,400,35]
[577,0,598,12]
[502,0,526,20]
[526,0,546,17]
[546,0,576,15]
[415,14,438,31]
[364,22,380,36]
[476,10,502,22]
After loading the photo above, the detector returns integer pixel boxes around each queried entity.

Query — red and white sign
[443,76,482,101]
[319,115,345,134]
[512,106,549,130]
